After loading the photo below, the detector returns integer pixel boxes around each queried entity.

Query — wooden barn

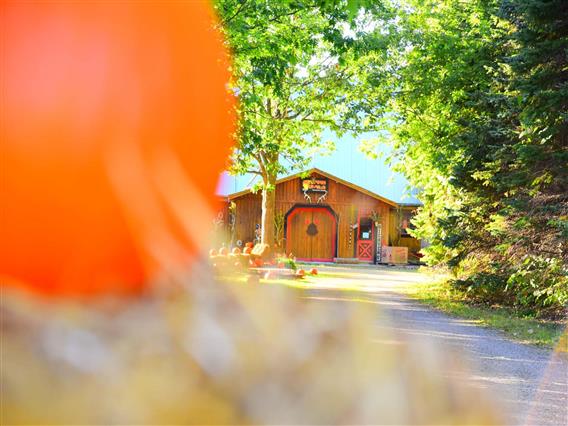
[221,168,421,264]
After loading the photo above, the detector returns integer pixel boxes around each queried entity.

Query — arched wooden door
[286,207,336,262]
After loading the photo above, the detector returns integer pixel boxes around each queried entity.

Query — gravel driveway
[304,265,567,426]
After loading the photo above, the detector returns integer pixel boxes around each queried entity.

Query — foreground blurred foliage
[362,0,567,315]
[2,265,500,425]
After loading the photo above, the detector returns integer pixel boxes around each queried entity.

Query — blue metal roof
[216,132,421,204]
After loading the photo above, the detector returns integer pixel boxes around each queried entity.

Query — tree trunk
[261,173,277,247]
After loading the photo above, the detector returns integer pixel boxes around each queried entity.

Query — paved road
[304,265,567,426]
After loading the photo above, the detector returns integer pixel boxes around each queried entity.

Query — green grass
[260,272,322,288]
[400,280,567,350]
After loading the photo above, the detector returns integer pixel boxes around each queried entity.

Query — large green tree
[370,0,567,311]
[215,0,392,246]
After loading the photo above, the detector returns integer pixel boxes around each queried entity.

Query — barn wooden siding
[230,172,392,258]
[212,197,232,248]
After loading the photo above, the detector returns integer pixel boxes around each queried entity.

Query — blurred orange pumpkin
[0,1,235,296]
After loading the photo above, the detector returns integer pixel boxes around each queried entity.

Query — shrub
[450,256,568,315]
[452,273,509,305]
[506,256,568,310]
[277,257,297,271]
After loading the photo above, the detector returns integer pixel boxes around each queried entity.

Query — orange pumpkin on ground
[296,269,306,277]
[243,247,253,255]
[310,268,318,275]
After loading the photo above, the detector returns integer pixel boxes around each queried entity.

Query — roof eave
[226,167,399,207]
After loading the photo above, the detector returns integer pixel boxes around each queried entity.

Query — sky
[216,131,421,204]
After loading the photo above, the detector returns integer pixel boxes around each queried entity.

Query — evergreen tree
[374,0,567,311]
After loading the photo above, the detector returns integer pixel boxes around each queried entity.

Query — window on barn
[359,217,373,240]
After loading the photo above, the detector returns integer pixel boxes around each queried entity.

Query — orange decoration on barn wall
[0,1,236,296]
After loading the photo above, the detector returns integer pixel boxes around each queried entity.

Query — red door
[286,207,336,262]
[357,214,374,262]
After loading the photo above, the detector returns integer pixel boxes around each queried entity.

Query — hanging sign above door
[301,177,328,203]
[301,177,328,193]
